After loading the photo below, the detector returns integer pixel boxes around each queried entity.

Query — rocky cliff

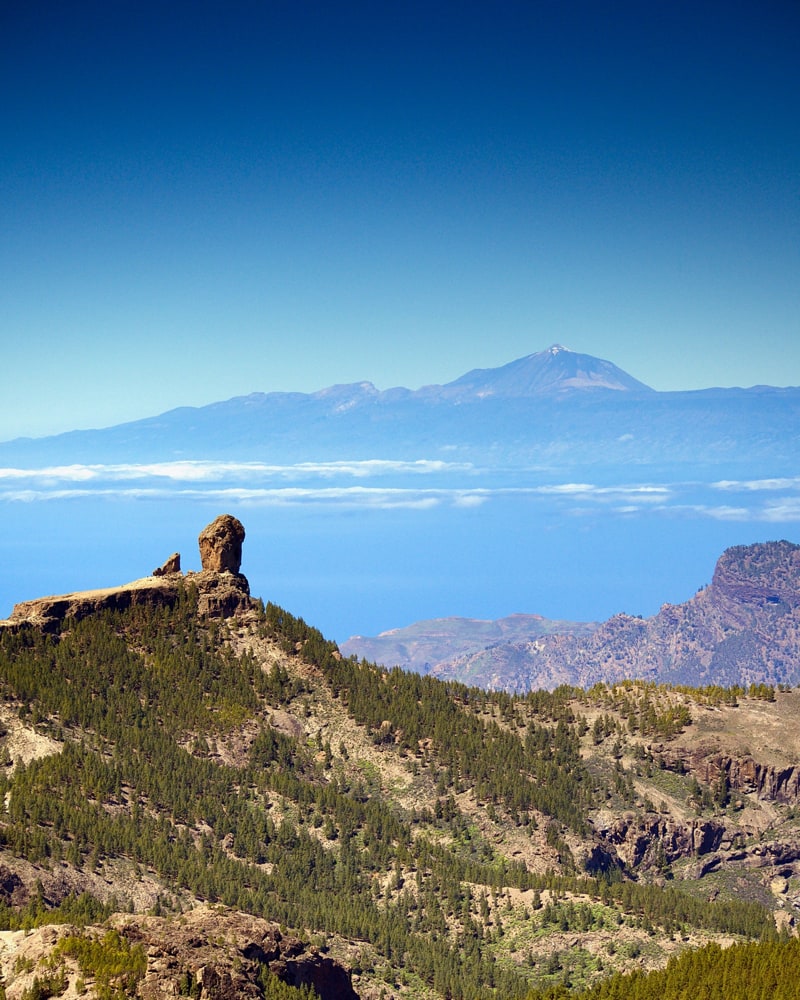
[1,515,256,633]
[0,908,357,1000]
[415,540,800,691]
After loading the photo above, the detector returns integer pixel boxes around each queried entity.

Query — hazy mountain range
[343,540,800,692]
[341,611,599,677]
[2,345,798,478]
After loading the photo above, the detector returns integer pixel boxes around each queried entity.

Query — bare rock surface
[187,568,253,618]
[153,552,181,576]
[0,908,358,1000]
[0,516,255,632]
[2,577,189,633]
[198,515,245,573]
[118,907,358,1000]
[597,813,726,869]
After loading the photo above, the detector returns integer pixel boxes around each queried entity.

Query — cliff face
[660,747,800,806]
[1,571,255,633]
[711,541,800,611]
[426,541,800,692]
[597,813,726,870]
[123,908,358,1000]
[4,578,188,633]
[1,515,256,633]
[0,908,357,1000]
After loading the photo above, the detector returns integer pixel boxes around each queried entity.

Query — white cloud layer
[0,458,471,483]
[1,463,799,521]
[713,477,800,492]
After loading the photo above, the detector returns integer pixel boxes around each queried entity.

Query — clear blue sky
[2,0,798,440]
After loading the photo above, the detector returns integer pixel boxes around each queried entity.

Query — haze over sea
[2,489,787,644]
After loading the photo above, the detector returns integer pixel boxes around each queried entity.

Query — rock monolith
[198,515,246,574]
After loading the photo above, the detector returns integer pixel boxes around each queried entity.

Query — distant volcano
[436,344,655,398]
[0,345,794,476]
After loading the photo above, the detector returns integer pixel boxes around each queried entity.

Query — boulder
[198,515,245,574]
[153,552,181,577]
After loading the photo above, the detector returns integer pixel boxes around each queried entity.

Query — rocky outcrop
[118,908,358,1000]
[153,552,181,576]
[661,748,800,805]
[597,812,726,869]
[3,578,189,633]
[189,568,253,619]
[0,865,28,906]
[0,516,255,632]
[745,841,800,869]
[0,908,358,1000]
[188,516,252,617]
[199,515,245,574]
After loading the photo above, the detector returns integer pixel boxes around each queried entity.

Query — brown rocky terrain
[0,908,356,1000]
[387,540,800,692]
[2,514,255,632]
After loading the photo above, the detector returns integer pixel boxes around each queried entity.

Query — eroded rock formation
[660,747,800,805]
[0,908,359,1000]
[191,514,251,617]
[1,516,255,631]
[198,515,245,574]
[4,579,188,634]
[191,567,252,619]
[153,552,181,576]
[120,909,359,1000]
[597,812,726,869]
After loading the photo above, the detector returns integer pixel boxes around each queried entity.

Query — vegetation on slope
[0,587,791,999]
[525,937,800,1000]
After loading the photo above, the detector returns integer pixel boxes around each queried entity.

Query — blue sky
[2,0,799,440]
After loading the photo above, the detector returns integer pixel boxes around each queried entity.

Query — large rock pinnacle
[198,514,245,573]
[2,515,256,632]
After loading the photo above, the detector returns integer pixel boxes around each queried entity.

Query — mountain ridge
[2,345,654,448]
[1,345,797,476]
[343,540,800,692]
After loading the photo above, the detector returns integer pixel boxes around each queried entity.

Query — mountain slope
[1,347,797,478]
[340,613,598,676]
[1,517,799,999]
[437,344,654,397]
[400,540,800,692]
